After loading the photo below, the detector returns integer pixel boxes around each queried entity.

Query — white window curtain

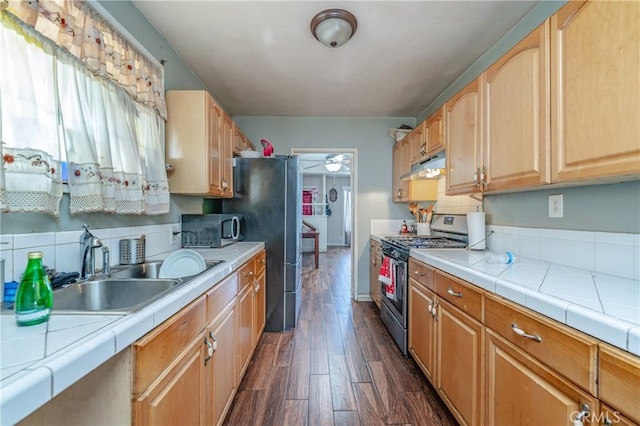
[0,17,63,216]
[0,14,170,217]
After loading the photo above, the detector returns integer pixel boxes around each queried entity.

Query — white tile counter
[410,249,640,356]
[0,242,264,425]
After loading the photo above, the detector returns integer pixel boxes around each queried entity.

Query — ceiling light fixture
[310,9,357,48]
[325,162,342,172]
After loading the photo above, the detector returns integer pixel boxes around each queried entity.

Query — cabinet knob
[413,270,424,277]
[243,271,254,277]
[511,323,542,343]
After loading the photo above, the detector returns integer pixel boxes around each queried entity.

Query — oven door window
[380,256,405,315]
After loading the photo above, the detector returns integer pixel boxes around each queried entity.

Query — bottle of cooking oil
[15,252,53,326]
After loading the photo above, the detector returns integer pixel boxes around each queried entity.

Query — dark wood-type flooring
[224,247,457,425]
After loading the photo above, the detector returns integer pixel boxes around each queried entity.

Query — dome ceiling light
[310,9,358,48]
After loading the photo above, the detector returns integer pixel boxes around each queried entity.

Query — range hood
[401,151,446,181]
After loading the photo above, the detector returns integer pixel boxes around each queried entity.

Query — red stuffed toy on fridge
[260,139,274,157]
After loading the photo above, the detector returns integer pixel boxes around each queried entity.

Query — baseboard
[356,294,373,302]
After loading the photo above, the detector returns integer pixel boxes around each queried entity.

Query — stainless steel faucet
[80,224,103,279]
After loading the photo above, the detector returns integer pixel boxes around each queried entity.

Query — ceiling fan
[302,154,351,171]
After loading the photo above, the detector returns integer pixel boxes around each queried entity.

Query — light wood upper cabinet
[551,0,640,183]
[165,90,233,197]
[425,106,444,158]
[445,78,483,195]
[233,126,255,155]
[483,22,551,191]
[409,122,427,165]
[392,138,410,202]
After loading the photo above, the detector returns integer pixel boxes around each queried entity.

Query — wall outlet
[549,194,563,218]
[170,226,179,245]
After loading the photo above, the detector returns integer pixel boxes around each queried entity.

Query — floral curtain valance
[1,0,167,119]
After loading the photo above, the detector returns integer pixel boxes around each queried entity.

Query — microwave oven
[180,214,243,248]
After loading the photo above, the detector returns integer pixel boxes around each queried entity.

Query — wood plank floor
[224,247,458,425]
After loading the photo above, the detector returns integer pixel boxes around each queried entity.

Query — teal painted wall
[233,116,415,296]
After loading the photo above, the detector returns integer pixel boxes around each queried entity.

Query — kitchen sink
[0,259,226,315]
[51,278,183,313]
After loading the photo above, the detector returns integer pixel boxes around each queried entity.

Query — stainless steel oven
[379,213,469,357]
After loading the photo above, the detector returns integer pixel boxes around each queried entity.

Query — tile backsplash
[435,177,482,214]
[1,223,181,283]
[485,224,640,281]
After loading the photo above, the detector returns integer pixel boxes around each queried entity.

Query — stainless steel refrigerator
[222,155,303,331]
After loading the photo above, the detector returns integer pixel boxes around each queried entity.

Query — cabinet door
[425,106,444,157]
[599,344,640,424]
[207,96,225,196]
[436,299,483,426]
[486,330,598,426]
[133,331,206,426]
[392,140,408,202]
[551,1,640,182]
[410,122,426,165]
[207,302,237,426]
[166,91,209,194]
[599,402,639,426]
[408,279,437,383]
[236,282,254,381]
[445,79,483,195]
[220,112,234,197]
[253,269,266,345]
[370,241,381,307]
[483,22,550,192]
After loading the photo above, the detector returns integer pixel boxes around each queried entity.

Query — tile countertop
[0,242,264,425]
[410,249,640,357]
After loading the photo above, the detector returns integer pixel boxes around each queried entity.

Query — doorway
[292,148,357,300]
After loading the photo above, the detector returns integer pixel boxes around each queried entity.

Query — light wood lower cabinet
[407,258,640,426]
[237,279,254,383]
[436,298,484,426]
[408,260,483,426]
[133,250,267,426]
[408,276,437,383]
[207,301,237,425]
[253,267,266,345]
[599,344,640,424]
[486,330,598,426]
[132,297,207,425]
[370,239,381,307]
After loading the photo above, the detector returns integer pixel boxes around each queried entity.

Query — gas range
[381,213,469,261]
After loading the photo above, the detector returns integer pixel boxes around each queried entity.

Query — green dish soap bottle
[15,251,53,326]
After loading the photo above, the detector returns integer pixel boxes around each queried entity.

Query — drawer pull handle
[204,337,214,365]
[244,271,254,277]
[447,287,463,298]
[511,323,542,343]
[414,270,424,277]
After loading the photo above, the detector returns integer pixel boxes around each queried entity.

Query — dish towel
[378,255,397,301]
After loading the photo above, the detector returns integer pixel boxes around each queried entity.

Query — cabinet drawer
[237,259,255,292]
[599,344,640,424]
[133,296,206,395]
[255,250,266,274]
[409,258,435,291]
[206,272,238,324]
[485,294,598,395]
[434,271,483,321]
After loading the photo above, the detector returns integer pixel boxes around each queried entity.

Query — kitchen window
[0,2,169,217]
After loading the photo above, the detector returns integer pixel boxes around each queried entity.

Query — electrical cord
[466,230,495,251]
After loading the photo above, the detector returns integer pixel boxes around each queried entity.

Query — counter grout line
[590,271,606,314]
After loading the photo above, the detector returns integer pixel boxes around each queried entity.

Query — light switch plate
[549,194,563,218]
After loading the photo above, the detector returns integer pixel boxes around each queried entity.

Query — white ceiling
[133,1,539,117]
